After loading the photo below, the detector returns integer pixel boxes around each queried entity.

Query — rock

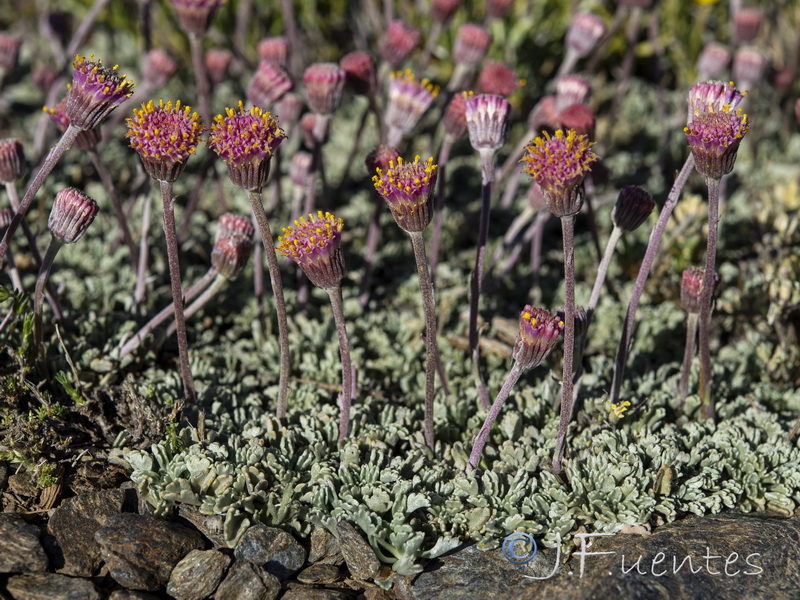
[166,549,230,600]
[280,589,349,600]
[234,525,306,581]
[5,572,99,600]
[296,563,341,584]
[214,562,281,600]
[107,592,159,600]
[177,505,227,548]
[0,514,48,573]
[95,513,204,591]
[47,489,125,576]
[308,527,343,565]
[336,522,381,581]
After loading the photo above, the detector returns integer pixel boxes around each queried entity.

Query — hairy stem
[249,189,291,421]
[33,237,62,352]
[698,176,720,421]
[609,154,694,404]
[327,285,354,441]
[134,189,153,308]
[678,311,699,410]
[188,33,212,127]
[166,274,227,335]
[430,135,453,286]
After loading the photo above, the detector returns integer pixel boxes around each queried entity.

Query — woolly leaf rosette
[277,211,346,290]
[684,106,750,180]
[372,155,438,233]
[512,306,564,370]
[126,99,203,182]
[521,129,598,218]
[208,102,286,191]
[66,55,134,131]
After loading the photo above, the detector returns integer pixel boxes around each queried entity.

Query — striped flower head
[381,20,421,68]
[66,55,134,130]
[277,211,346,289]
[208,102,286,191]
[521,129,598,217]
[687,80,747,123]
[304,63,346,116]
[48,188,99,244]
[212,214,255,280]
[565,12,606,58]
[453,24,490,67]
[142,49,178,89]
[612,185,655,232]
[169,0,224,35]
[247,61,293,108]
[465,93,511,152]
[443,91,469,139]
[45,97,100,150]
[384,70,439,143]
[372,155,438,233]
[0,138,25,183]
[340,51,377,97]
[684,101,749,180]
[513,306,564,370]
[216,212,255,242]
[126,99,203,182]
[258,36,288,68]
[477,60,520,97]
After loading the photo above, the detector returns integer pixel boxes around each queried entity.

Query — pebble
[214,561,281,600]
[0,514,48,573]
[166,549,231,600]
[5,572,99,600]
[296,563,341,584]
[336,521,381,581]
[234,524,306,581]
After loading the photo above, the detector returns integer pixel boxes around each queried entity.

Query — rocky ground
[2,456,798,600]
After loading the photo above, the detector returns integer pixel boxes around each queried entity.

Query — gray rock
[234,525,306,581]
[214,562,281,600]
[0,514,48,573]
[296,563,341,584]
[107,592,159,600]
[95,513,204,591]
[47,489,125,576]
[166,549,230,600]
[177,505,226,548]
[308,527,343,565]
[336,521,381,581]
[280,589,349,600]
[5,572,100,600]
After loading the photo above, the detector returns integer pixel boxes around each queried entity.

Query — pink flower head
[733,47,766,88]
[205,48,233,85]
[684,103,749,180]
[453,24,490,66]
[521,129,599,217]
[372,155,438,233]
[477,60,520,97]
[485,0,513,20]
[381,20,421,68]
[697,43,730,82]
[289,151,313,187]
[681,267,720,314]
[142,49,178,89]
[247,61,293,108]
[512,306,564,370]
[444,92,469,139]
[612,185,655,232]
[45,97,100,150]
[734,7,763,44]
[365,145,400,175]
[0,138,25,183]
[555,76,591,113]
[465,93,511,152]
[216,212,255,242]
[169,0,224,35]
[340,51,377,97]
[301,113,329,146]
[384,70,439,143]
[208,102,286,191]
[432,0,460,24]
[0,33,21,71]
[212,214,255,280]
[257,36,289,68]
[277,211,346,289]
[126,99,203,182]
[304,62,346,116]
[565,13,606,58]
[688,80,747,123]
[66,55,135,130]
[558,104,596,137]
[527,96,559,134]
[48,188,99,244]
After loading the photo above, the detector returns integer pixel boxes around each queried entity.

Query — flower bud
[0,33,21,71]
[453,24,490,67]
[612,186,655,232]
[513,306,564,370]
[340,51,377,97]
[304,63,346,116]
[696,43,730,81]
[381,20,421,68]
[142,48,178,89]
[257,36,289,68]
[477,60,520,97]
[48,188,99,244]
[0,138,26,183]
[465,93,511,152]
[247,61,293,108]
[555,76,591,113]
[205,48,233,86]
[565,13,606,58]
[169,0,223,35]
[733,7,762,44]
[681,267,720,314]
[365,145,400,175]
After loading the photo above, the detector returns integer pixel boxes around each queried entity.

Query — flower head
[340,51,377,97]
[558,104,596,137]
[527,96,559,134]
[247,61,293,108]
[365,145,400,175]
[212,214,255,280]
[45,98,100,150]
[443,92,469,139]
[384,70,439,143]
[612,185,655,232]
[66,55,134,130]
[453,24,490,67]
[432,0,460,24]
[0,138,26,183]
[697,43,730,81]
[684,104,749,180]
[477,60,520,97]
[205,48,233,85]
[48,188,99,244]
[381,20,421,68]
[304,63,346,116]
[521,129,598,217]
[734,7,762,43]
[208,102,286,191]
[142,49,178,90]
[512,306,564,370]
[465,93,511,152]
[216,212,255,242]
[687,80,747,122]
[290,151,313,187]
[258,36,288,68]
[277,211,346,289]
[555,76,590,113]
[372,155,438,233]
[565,12,606,58]
[681,267,721,314]
[733,47,766,89]
[169,0,224,35]
[126,99,203,182]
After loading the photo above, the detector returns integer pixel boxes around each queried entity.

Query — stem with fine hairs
[327,285,354,441]
[249,189,291,421]
[188,33,212,127]
[158,179,197,405]
[698,176,721,421]
[678,312,699,411]
[134,189,153,308]
[33,237,62,352]
[430,134,453,286]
